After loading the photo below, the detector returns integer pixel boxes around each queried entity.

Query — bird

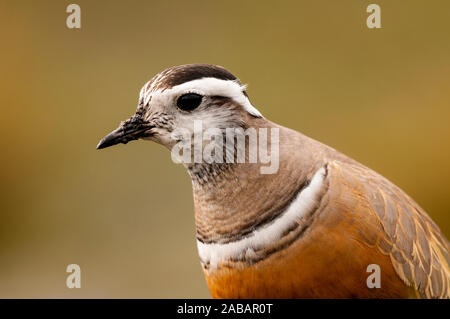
[97,64,450,298]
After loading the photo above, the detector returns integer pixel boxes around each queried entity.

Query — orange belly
[203,217,416,298]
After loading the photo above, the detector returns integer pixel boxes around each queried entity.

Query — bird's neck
[190,122,325,245]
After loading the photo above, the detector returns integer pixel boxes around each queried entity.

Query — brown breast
[202,160,449,298]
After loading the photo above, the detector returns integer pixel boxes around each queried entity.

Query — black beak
[96,114,153,150]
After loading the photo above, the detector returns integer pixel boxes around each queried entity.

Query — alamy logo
[366,264,381,288]
[366,4,381,29]
[66,264,81,288]
[66,4,81,29]
[170,120,279,174]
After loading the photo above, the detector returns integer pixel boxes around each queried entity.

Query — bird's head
[96,64,263,152]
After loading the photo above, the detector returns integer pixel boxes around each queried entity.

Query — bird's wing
[330,160,450,298]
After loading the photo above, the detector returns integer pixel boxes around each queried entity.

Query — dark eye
[177,93,202,111]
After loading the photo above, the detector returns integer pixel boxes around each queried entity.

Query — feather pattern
[330,161,450,298]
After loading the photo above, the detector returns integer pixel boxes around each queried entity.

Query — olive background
[0,1,449,298]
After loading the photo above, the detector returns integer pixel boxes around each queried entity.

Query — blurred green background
[0,0,449,298]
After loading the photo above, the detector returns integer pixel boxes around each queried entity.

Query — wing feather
[331,160,450,298]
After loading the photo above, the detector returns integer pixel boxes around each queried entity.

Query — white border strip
[140,77,263,118]
[197,167,326,268]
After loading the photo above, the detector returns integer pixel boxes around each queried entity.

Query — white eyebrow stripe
[141,77,263,118]
[196,167,327,268]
